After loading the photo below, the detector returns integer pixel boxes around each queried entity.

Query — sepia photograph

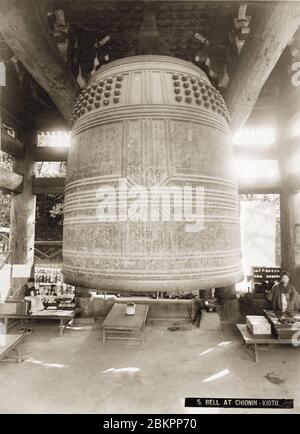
[0,0,299,420]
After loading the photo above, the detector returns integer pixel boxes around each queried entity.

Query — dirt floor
[0,318,299,414]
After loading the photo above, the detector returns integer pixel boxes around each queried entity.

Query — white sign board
[12,264,31,278]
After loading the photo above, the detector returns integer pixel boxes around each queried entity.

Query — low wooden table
[236,323,296,362]
[264,309,300,339]
[102,303,149,344]
[0,308,80,337]
[0,334,24,363]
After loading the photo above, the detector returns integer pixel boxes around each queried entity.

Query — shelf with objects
[238,266,281,317]
[34,263,76,310]
[0,262,80,336]
[252,266,281,295]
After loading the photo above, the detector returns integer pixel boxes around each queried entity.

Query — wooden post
[278,88,300,289]
[9,129,36,288]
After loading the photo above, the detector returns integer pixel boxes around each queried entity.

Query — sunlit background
[37,126,282,179]
[232,126,276,146]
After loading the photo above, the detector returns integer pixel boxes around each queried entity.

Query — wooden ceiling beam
[0,167,23,193]
[225,2,300,134]
[31,174,285,196]
[30,147,276,165]
[34,109,69,132]
[1,128,24,159]
[34,146,68,162]
[234,144,278,160]
[238,176,282,195]
[32,145,279,163]
[1,80,27,128]
[0,0,80,123]
[32,177,65,194]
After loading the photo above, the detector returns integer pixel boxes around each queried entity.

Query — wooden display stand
[236,323,298,362]
[0,308,80,337]
[102,303,149,344]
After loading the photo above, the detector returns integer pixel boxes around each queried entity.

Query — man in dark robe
[267,272,300,314]
[12,277,37,301]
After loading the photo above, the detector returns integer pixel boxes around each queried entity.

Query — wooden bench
[102,303,149,344]
[0,334,24,363]
[236,323,297,362]
[0,308,81,337]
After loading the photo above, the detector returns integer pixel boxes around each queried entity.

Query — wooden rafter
[32,144,278,162]
[34,146,68,162]
[0,0,80,123]
[30,175,290,196]
[32,177,65,194]
[226,2,300,133]
[1,128,24,159]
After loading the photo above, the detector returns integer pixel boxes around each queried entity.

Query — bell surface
[63,55,243,291]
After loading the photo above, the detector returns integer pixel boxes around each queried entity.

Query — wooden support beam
[9,129,36,286]
[279,173,300,284]
[0,0,80,123]
[234,144,278,160]
[1,129,24,159]
[34,240,63,246]
[33,177,65,194]
[0,167,23,193]
[238,176,282,195]
[226,2,300,133]
[34,146,69,162]
[1,78,27,128]
[278,89,300,288]
[34,109,68,131]
[32,145,278,163]
[31,174,284,196]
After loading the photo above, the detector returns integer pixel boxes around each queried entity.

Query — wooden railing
[0,232,62,263]
[0,232,9,255]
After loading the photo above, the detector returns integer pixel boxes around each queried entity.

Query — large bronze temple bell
[63,55,243,292]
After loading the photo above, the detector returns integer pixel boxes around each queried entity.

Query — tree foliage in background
[35,160,65,240]
[36,194,64,240]
[0,151,65,240]
[240,194,281,266]
[0,152,12,228]
[0,192,11,227]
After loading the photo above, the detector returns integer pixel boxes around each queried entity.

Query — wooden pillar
[9,129,36,288]
[278,91,300,289]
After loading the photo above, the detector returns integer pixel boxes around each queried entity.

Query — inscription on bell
[64,55,243,292]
